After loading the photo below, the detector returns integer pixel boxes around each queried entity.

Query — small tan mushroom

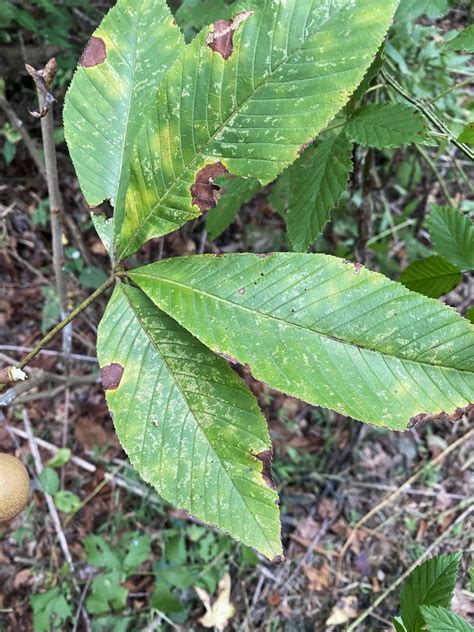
[0,453,30,522]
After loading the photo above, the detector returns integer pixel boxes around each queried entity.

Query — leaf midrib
[121,286,279,554]
[131,272,473,375]
[119,0,363,257]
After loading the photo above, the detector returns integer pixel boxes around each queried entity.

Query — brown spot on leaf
[408,404,473,429]
[256,449,276,490]
[343,259,364,274]
[270,555,284,565]
[80,36,107,68]
[206,11,252,60]
[101,363,123,390]
[191,162,228,212]
[217,351,239,365]
[239,287,246,295]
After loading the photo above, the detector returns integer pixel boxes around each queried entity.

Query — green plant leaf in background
[175,0,232,42]
[446,25,474,53]
[64,0,184,254]
[129,253,474,430]
[420,606,474,632]
[396,0,451,20]
[286,132,353,252]
[97,283,281,560]
[205,176,261,241]
[399,553,461,632]
[345,103,427,149]
[458,123,474,146]
[428,205,474,271]
[393,617,408,632]
[400,256,462,298]
[117,0,399,259]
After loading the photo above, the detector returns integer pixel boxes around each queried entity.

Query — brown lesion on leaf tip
[79,36,107,68]
[256,449,277,490]
[408,404,473,429]
[270,555,284,565]
[206,11,253,60]
[101,363,124,391]
[190,162,228,212]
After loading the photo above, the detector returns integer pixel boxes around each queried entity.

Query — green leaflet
[118,0,399,259]
[445,25,474,53]
[64,0,184,252]
[400,256,461,298]
[129,254,474,430]
[428,206,474,271]
[97,283,281,560]
[420,606,474,632]
[400,553,461,632]
[286,132,353,252]
[345,103,427,149]
[205,176,261,241]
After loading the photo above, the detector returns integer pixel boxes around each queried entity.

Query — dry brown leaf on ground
[326,595,358,626]
[302,561,331,591]
[195,572,235,630]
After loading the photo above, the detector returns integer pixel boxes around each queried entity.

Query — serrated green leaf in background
[345,103,427,149]
[129,254,474,430]
[466,307,474,324]
[205,176,261,241]
[446,25,474,53]
[64,0,184,254]
[286,132,353,252]
[400,256,461,298]
[396,0,451,20]
[118,0,399,259]
[420,606,474,632]
[175,0,232,42]
[400,553,461,632]
[97,283,281,560]
[427,206,474,271]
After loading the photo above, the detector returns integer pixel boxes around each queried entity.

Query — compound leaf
[129,254,474,430]
[64,0,184,252]
[206,176,261,241]
[400,256,462,298]
[118,0,399,259]
[427,205,474,271]
[400,553,461,632]
[345,103,427,149]
[286,132,353,251]
[97,283,281,560]
[420,606,474,632]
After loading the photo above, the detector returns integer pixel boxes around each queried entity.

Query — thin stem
[27,59,71,359]
[415,144,456,208]
[430,76,473,103]
[381,69,474,162]
[17,276,115,371]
